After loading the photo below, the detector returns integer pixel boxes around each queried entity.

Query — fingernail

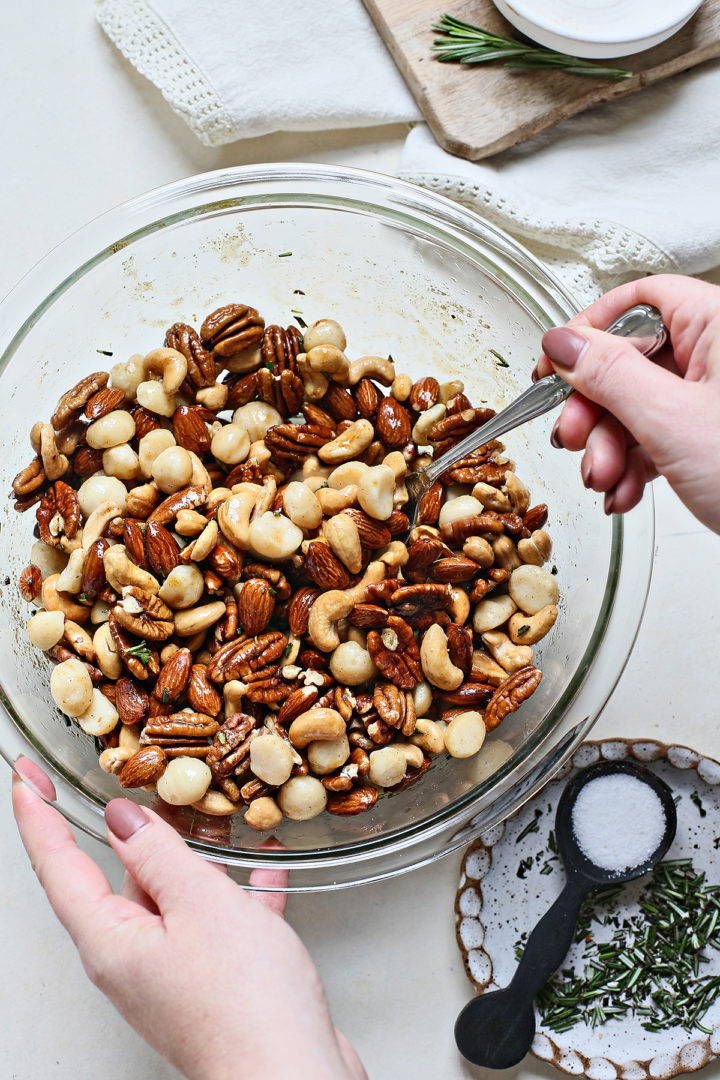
[550,420,563,449]
[542,327,588,370]
[105,798,150,842]
[581,451,594,488]
[530,366,539,383]
[605,491,616,515]
[14,755,57,802]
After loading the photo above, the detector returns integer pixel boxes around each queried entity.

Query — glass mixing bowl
[0,165,653,889]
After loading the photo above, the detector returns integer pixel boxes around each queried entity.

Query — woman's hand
[12,756,366,1080]
[534,274,720,533]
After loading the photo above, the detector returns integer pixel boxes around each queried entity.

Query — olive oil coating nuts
[15,304,558,826]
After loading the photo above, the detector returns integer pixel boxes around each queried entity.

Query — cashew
[324,514,362,573]
[357,464,395,520]
[445,711,486,758]
[447,586,471,626]
[316,485,357,515]
[56,547,85,595]
[411,718,445,756]
[379,540,408,570]
[189,520,218,562]
[517,529,552,566]
[472,594,518,634]
[308,590,355,652]
[351,560,387,600]
[481,630,534,673]
[472,481,511,512]
[383,451,407,481]
[318,419,374,465]
[217,484,262,548]
[93,621,122,679]
[329,640,378,685]
[39,423,69,480]
[302,318,346,352]
[462,536,494,568]
[412,402,446,446]
[207,487,233,513]
[306,344,349,381]
[248,512,303,560]
[346,355,395,386]
[508,605,558,645]
[119,723,142,753]
[471,649,508,687]
[420,624,464,691]
[99,746,134,775]
[195,383,229,411]
[283,481,323,530]
[82,501,124,552]
[192,790,242,816]
[396,743,425,770]
[63,620,95,661]
[508,564,559,614]
[492,535,522,571]
[250,477,277,520]
[288,708,346,749]
[41,575,91,624]
[391,373,412,402]
[175,509,210,536]
[103,545,159,594]
[142,347,188,394]
[173,601,226,636]
[439,380,464,403]
[504,471,530,515]
[90,599,111,625]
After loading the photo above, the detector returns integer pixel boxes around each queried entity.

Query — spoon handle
[412,304,666,496]
[507,875,590,1000]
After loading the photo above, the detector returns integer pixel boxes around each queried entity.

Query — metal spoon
[405,305,667,529]
[454,760,677,1070]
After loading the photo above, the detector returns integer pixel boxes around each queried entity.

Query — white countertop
[3,4,720,1079]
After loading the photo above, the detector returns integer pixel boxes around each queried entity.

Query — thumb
[542,325,684,459]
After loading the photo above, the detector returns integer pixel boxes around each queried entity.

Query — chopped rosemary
[517,855,720,1035]
[96,348,113,356]
[691,791,707,818]
[293,313,308,329]
[293,289,305,295]
[264,360,275,372]
[161,688,169,704]
[515,807,542,843]
[122,640,152,665]
[516,624,530,637]
[278,251,292,257]
[284,642,293,657]
[489,348,509,368]
[516,856,533,879]
[431,15,632,79]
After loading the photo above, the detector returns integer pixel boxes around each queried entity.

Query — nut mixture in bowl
[13,304,559,831]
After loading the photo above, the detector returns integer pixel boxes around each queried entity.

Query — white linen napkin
[399,62,720,304]
[94,0,420,144]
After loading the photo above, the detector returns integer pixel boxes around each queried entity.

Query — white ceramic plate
[456,739,720,1078]
[493,0,704,59]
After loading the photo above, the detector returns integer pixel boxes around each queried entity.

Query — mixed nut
[12,304,559,829]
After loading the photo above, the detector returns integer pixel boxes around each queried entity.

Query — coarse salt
[571,774,667,873]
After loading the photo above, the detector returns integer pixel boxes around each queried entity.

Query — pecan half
[206,713,258,776]
[206,632,288,683]
[428,407,495,445]
[113,588,174,641]
[389,583,453,612]
[366,615,422,689]
[201,303,265,360]
[262,325,300,375]
[13,458,46,498]
[263,423,334,461]
[141,711,220,748]
[165,323,216,388]
[373,682,416,736]
[446,623,473,676]
[440,682,494,707]
[108,612,160,681]
[439,514,504,545]
[51,372,109,430]
[484,666,542,731]
[256,367,304,417]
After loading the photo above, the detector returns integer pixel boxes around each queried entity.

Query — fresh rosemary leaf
[431,15,631,80]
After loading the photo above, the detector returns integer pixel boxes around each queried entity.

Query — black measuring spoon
[454,760,678,1069]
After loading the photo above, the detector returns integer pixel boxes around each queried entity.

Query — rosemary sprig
[432,16,632,79]
[516,856,720,1034]
[122,640,152,665]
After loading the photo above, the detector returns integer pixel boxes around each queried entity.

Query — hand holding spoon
[454,760,677,1069]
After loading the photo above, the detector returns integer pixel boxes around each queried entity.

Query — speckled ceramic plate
[456,739,720,1078]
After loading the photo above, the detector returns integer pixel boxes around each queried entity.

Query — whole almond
[288,586,320,637]
[277,685,319,726]
[186,664,223,716]
[73,446,105,477]
[237,578,275,636]
[209,542,242,582]
[83,386,126,421]
[123,519,149,569]
[80,538,110,599]
[322,383,357,421]
[375,397,411,448]
[173,406,212,455]
[148,485,206,526]
[354,378,381,419]
[304,540,352,590]
[115,676,151,726]
[418,481,444,525]
[145,522,181,577]
[342,508,391,549]
[129,404,162,440]
[119,746,168,788]
[152,647,192,703]
[409,377,439,412]
[430,556,481,584]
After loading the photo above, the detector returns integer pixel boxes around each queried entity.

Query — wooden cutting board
[362,0,720,159]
